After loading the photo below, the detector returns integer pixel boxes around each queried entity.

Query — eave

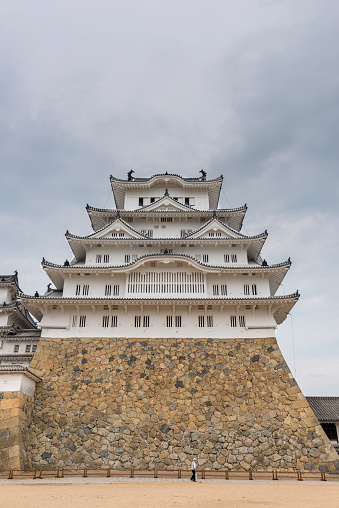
[110,174,223,209]
[19,292,299,326]
[65,235,266,263]
[86,205,247,233]
[39,256,290,293]
[0,365,42,381]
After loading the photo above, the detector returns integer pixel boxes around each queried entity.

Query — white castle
[19,171,298,340]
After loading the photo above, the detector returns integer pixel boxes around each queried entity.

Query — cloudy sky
[1,0,338,395]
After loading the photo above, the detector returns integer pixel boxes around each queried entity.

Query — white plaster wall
[0,373,37,396]
[84,245,249,268]
[62,267,269,299]
[124,188,210,210]
[0,340,39,355]
[0,287,15,304]
[40,303,276,339]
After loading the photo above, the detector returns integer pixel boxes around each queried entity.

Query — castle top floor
[110,173,223,210]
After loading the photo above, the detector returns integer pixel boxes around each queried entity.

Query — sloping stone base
[0,391,33,469]
[28,337,339,472]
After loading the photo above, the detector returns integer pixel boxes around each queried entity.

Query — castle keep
[1,171,338,471]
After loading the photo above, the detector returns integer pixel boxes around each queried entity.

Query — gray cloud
[0,0,338,394]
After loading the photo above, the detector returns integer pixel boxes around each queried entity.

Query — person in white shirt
[190,458,197,482]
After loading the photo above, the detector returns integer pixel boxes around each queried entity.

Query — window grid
[198,315,205,327]
[224,254,229,262]
[143,316,150,327]
[102,316,109,328]
[96,254,102,263]
[213,284,219,296]
[72,316,77,327]
[175,316,182,327]
[14,344,19,353]
[220,284,227,296]
[166,316,173,327]
[244,284,250,296]
[105,285,111,296]
[103,254,110,263]
[206,316,213,327]
[75,284,81,296]
[239,315,246,327]
[79,316,86,327]
[111,316,118,327]
[202,254,209,263]
[135,316,141,327]
[230,316,237,327]
[125,254,131,263]
[231,254,237,263]
[127,271,205,294]
[252,284,257,295]
[32,345,37,353]
[82,285,89,296]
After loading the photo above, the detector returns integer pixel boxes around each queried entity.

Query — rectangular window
[112,232,117,237]
[79,315,86,327]
[213,284,219,296]
[202,254,209,263]
[118,232,125,237]
[72,315,77,327]
[102,316,109,327]
[132,254,138,261]
[32,344,37,353]
[230,316,237,327]
[252,284,257,295]
[96,254,102,263]
[220,284,227,296]
[135,316,141,327]
[111,316,118,327]
[166,316,173,327]
[139,197,144,206]
[75,284,81,296]
[103,254,110,263]
[143,316,150,327]
[25,344,31,353]
[83,285,89,296]
[125,254,131,263]
[224,254,229,262]
[231,254,237,263]
[161,217,173,222]
[14,344,19,353]
[239,315,246,327]
[206,316,213,327]
[244,284,250,296]
[127,217,134,223]
[175,316,182,327]
[112,285,119,296]
[195,254,201,261]
[185,197,190,205]
[198,315,205,327]
[105,284,111,296]
[216,232,221,237]
[150,197,156,203]
[208,232,215,237]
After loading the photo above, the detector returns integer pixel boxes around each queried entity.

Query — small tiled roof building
[306,397,339,454]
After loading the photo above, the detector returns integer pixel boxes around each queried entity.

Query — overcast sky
[1,0,338,395]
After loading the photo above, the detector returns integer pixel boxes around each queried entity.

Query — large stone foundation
[27,336,339,471]
[0,391,33,469]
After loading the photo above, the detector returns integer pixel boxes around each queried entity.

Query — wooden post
[83,468,87,478]
[249,470,253,480]
[225,470,229,480]
[201,470,205,480]
[131,468,134,478]
[154,468,158,478]
[107,468,111,478]
[177,469,181,479]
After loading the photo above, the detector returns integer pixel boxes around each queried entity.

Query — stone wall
[28,336,339,472]
[0,390,33,469]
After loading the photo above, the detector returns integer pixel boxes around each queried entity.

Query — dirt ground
[1,482,339,508]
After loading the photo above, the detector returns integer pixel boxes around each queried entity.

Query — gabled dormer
[185,217,244,239]
[137,194,196,212]
[88,217,147,240]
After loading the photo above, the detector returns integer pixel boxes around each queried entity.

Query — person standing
[190,458,197,482]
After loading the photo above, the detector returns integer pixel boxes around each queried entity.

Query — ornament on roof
[200,169,207,181]
[127,169,135,181]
